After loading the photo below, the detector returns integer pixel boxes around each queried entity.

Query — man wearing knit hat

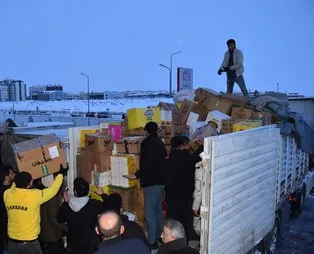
[4,170,64,254]
[124,121,167,250]
[218,39,249,97]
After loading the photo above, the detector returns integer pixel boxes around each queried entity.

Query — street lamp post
[159,51,182,97]
[81,73,90,126]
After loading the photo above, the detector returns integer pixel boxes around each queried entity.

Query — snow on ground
[0,98,173,113]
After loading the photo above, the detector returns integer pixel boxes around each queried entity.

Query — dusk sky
[0,0,313,95]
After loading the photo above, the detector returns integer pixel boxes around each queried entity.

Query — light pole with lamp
[80,73,90,126]
[159,51,182,97]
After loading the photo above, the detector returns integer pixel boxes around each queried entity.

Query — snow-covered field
[0,98,173,113]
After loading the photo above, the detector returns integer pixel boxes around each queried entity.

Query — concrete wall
[289,99,314,127]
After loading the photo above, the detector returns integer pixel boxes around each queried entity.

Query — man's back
[95,238,150,254]
[57,198,102,252]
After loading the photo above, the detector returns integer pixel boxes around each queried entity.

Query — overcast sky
[0,0,313,95]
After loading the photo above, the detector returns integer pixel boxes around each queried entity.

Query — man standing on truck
[218,39,249,97]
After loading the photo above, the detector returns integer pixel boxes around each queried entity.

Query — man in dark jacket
[57,177,107,254]
[94,211,150,254]
[0,165,17,254]
[103,193,148,246]
[158,219,198,254]
[39,174,66,254]
[165,136,195,241]
[129,121,167,249]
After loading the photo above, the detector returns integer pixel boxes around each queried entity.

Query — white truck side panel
[201,126,280,254]
[67,126,100,194]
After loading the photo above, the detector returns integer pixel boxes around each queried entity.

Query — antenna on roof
[277,82,279,93]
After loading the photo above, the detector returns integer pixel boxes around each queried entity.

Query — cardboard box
[90,150,112,172]
[233,120,263,132]
[179,99,199,125]
[12,134,67,179]
[231,106,263,120]
[172,112,181,126]
[127,107,161,129]
[186,112,200,127]
[111,155,138,188]
[109,185,137,213]
[85,134,113,152]
[115,136,145,154]
[136,184,145,227]
[194,88,233,114]
[92,170,112,187]
[160,110,172,126]
[108,124,123,142]
[221,119,239,134]
[205,110,232,133]
[77,149,91,183]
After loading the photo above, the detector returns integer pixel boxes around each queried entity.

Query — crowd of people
[0,121,203,254]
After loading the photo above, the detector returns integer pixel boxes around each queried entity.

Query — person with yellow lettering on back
[4,164,68,254]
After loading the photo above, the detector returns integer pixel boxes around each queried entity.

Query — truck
[199,125,314,254]
[1,110,313,254]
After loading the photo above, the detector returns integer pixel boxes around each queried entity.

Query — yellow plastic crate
[233,120,262,132]
[127,107,161,129]
[89,185,110,201]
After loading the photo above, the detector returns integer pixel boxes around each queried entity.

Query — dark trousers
[8,239,42,254]
[40,240,64,254]
[227,75,248,96]
[166,200,193,241]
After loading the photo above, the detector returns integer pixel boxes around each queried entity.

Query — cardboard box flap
[158,102,178,112]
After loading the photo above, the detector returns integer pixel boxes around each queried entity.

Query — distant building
[90,92,104,100]
[104,91,125,100]
[0,79,27,101]
[29,84,63,99]
[32,90,68,101]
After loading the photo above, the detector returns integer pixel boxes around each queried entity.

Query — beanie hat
[227,39,236,46]
[15,172,32,188]
[144,122,158,134]
[74,177,89,197]
[103,193,123,214]
[170,136,184,150]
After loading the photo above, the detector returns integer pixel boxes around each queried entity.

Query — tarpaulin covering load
[250,95,314,154]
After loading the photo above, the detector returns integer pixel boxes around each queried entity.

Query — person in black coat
[102,193,148,246]
[165,136,196,241]
[94,211,150,254]
[158,219,198,254]
[57,177,107,254]
[0,165,17,254]
[132,121,167,249]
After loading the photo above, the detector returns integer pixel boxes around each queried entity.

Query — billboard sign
[177,67,193,91]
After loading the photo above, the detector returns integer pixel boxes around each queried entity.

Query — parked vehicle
[199,125,314,254]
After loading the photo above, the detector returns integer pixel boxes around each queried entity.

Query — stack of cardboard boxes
[78,133,113,184]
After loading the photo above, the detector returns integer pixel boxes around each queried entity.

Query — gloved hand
[217,69,222,75]
[59,163,69,176]
[224,67,230,72]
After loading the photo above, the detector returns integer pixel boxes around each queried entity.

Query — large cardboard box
[108,124,123,142]
[90,150,112,172]
[12,134,67,179]
[115,136,145,154]
[111,155,138,188]
[109,185,137,213]
[179,99,199,125]
[77,149,91,183]
[85,134,113,152]
[127,107,161,129]
[233,120,263,132]
[194,88,233,114]
[231,106,262,120]
[205,110,232,133]
[221,119,239,134]
[92,170,112,187]
[136,183,145,227]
